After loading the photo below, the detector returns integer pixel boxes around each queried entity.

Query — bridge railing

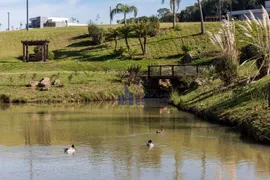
[148,65,210,79]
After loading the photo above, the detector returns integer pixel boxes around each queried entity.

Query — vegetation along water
[0,0,270,179]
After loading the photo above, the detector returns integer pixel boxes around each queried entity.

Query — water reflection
[0,100,269,180]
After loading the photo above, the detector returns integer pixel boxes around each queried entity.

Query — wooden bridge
[147,65,208,79]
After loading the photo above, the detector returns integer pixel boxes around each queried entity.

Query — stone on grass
[27,81,39,88]
[52,79,63,87]
[38,77,51,88]
[40,87,50,91]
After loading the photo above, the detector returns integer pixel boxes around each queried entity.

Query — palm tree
[106,28,121,51]
[118,25,133,51]
[134,23,151,55]
[161,0,181,28]
[198,0,205,34]
[110,4,138,25]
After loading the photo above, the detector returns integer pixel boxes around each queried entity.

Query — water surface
[0,100,269,180]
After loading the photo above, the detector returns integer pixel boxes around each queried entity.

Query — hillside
[0,23,222,72]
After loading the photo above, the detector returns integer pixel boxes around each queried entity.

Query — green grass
[0,71,144,103]
[0,22,222,103]
[0,23,222,66]
[170,68,270,143]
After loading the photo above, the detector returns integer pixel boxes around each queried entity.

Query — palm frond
[128,6,138,18]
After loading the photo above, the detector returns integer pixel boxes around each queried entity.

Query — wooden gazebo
[21,40,50,62]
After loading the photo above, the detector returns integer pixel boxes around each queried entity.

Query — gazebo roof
[21,40,50,45]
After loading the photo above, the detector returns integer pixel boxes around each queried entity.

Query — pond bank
[170,76,270,144]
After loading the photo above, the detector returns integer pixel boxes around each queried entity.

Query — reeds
[207,16,239,85]
[239,6,270,77]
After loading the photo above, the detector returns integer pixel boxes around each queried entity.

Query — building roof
[230,8,270,16]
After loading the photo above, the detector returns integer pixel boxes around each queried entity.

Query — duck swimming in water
[64,144,76,154]
[147,140,154,148]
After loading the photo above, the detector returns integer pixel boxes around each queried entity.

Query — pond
[0,99,269,180]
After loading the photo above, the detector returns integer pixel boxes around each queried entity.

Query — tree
[134,20,160,55]
[0,23,2,30]
[198,0,205,34]
[161,0,181,28]
[157,8,172,19]
[110,4,138,25]
[118,25,133,51]
[134,23,150,55]
[106,28,121,51]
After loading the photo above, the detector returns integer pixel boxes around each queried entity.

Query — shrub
[127,65,141,85]
[182,45,192,54]
[239,7,270,79]
[48,51,54,60]
[207,17,239,85]
[88,23,104,45]
[174,24,181,31]
[114,47,126,57]
[215,55,238,85]
[34,46,42,55]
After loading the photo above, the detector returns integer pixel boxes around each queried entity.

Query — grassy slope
[0,23,221,103]
[0,23,221,72]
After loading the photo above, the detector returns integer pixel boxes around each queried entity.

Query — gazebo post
[22,43,26,62]
[41,45,45,62]
[46,44,49,61]
[26,45,29,62]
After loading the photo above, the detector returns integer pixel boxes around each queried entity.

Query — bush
[127,65,141,85]
[148,21,160,37]
[207,18,239,85]
[48,51,54,60]
[182,45,192,54]
[215,55,238,85]
[88,23,104,45]
[114,47,126,57]
[174,24,181,31]
[34,46,42,55]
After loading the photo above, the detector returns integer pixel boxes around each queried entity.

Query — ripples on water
[0,99,269,180]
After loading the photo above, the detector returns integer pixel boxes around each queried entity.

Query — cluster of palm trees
[106,21,159,56]
[110,1,205,34]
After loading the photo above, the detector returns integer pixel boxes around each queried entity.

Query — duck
[147,140,154,148]
[64,144,76,154]
[156,129,164,134]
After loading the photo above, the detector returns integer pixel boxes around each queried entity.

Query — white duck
[64,144,76,154]
[147,140,154,148]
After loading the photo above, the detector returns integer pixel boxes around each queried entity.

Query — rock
[189,79,203,89]
[182,53,193,64]
[40,87,50,91]
[38,77,51,88]
[52,79,63,87]
[159,79,172,90]
[27,81,39,88]
[194,79,203,86]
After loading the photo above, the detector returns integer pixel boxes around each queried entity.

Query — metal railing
[148,65,209,79]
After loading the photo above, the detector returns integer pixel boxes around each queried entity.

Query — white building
[229,1,270,20]
[29,16,87,28]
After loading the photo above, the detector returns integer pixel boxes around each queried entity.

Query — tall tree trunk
[198,0,205,34]
[173,0,176,28]
[124,13,127,25]
[138,36,144,54]
[114,39,118,51]
[143,37,147,55]
[125,35,130,51]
